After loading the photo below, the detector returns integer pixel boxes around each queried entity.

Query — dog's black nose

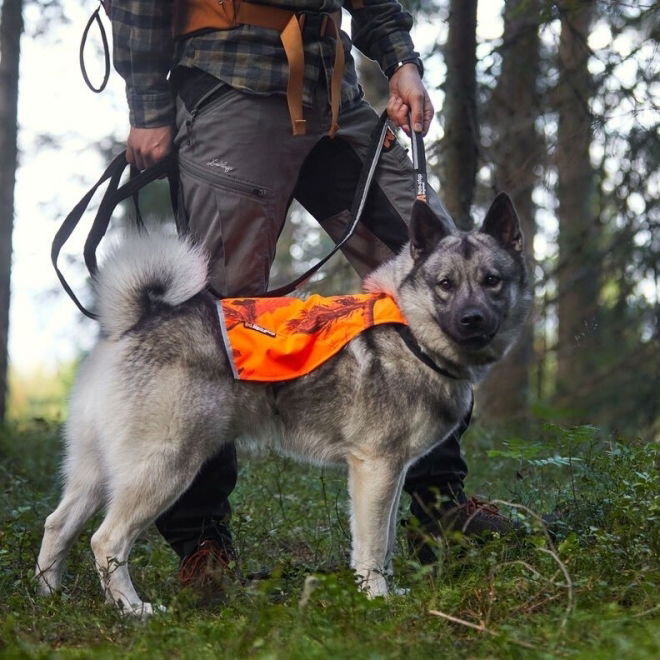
[460,309,485,329]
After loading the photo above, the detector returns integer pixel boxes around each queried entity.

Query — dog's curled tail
[95,231,209,338]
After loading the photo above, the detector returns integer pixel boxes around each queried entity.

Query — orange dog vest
[217,292,407,382]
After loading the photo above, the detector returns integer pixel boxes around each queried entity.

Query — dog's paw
[117,600,166,618]
[391,586,410,596]
[34,568,60,596]
[356,570,389,598]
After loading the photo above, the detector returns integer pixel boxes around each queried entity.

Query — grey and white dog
[36,194,530,614]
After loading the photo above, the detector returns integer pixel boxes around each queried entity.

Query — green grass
[0,419,658,659]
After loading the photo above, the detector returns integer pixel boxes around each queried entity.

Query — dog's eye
[438,278,453,292]
[484,274,501,287]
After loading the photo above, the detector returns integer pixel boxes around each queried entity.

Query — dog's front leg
[347,454,404,597]
[384,469,407,576]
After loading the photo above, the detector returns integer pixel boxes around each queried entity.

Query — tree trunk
[555,0,599,415]
[0,0,24,422]
[478,0,542,423]
[437,0,478,230]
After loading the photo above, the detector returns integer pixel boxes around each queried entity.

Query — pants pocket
[179,155,278,297]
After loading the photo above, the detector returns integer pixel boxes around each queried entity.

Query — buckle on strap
[298,10,341,38]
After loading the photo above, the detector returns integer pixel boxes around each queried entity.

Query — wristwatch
[386,57,424,79]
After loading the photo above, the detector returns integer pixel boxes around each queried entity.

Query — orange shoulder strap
[173,0,239,34]
[173,1,345,137]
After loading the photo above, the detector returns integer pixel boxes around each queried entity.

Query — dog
[35,194,530,614]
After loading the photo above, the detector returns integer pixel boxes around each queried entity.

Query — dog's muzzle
[450,307,499,350]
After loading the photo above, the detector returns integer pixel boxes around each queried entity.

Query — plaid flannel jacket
[110,0,419,128]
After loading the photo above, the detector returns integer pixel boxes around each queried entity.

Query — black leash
[396,127,464,380]
[52,111,394,318]
[52,152,178,319]
[410,114,428,202]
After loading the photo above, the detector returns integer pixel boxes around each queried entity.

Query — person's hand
[126,125,173,170]
[387,63,434,136]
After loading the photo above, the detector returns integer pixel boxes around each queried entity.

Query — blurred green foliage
[0,417,657,658]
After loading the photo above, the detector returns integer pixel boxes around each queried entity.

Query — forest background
[0,0,658,657]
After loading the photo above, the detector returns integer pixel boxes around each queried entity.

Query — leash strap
[52,152,178,319]
[80,2,110,94]
[53,110,410,314]
[51,153,123,320]
[410,116,428,202]
[264,109,392,297]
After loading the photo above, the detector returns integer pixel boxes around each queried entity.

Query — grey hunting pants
[155,81,469,559]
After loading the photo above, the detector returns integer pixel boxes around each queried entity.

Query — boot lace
[463,496,501,518]
[179,541,232,587]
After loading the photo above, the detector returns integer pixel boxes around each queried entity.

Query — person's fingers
[126,144,136,167]
[134,149,146,171]
[408,90,426,134]
[388,63,435,136]
[126,136,145,170]
[143,149,156,169]
[387,95,402,122]
[138,151,148,170]
[126,126,173,170]
[387,96,411,135]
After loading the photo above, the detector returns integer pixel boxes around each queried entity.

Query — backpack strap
[234,4,344,137]
[319,13,345,137]
[175,2,344,136]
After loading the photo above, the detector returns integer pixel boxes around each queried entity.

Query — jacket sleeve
[110,0,175,128]
[346,0,420,77]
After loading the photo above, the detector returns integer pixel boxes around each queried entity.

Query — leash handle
[410,115,428,202]
[83,154,177,276]
[80,2,110,94]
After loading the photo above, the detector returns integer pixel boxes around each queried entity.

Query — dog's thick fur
[36,195,530,614]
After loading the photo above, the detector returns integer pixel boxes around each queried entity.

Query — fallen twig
[490,499,557,550]
[520,592,563,615]
[428,609,539,651]
[538,547,574,629]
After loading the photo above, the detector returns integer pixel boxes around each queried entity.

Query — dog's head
[400,193,531,369]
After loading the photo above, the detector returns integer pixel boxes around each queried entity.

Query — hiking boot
[439,496,519,536]
[178,540,242,605]
[406,486,521,564]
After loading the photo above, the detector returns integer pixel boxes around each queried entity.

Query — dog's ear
[410,200,452,261]
[481,193,523,253]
